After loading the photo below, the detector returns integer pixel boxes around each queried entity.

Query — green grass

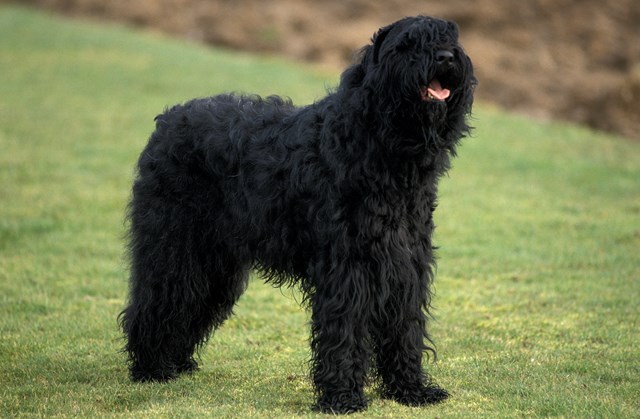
[1,5,638,417]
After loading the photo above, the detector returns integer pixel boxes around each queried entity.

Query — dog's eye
[395,33,417,53]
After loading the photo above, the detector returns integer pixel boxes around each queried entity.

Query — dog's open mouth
[420,79,450,102]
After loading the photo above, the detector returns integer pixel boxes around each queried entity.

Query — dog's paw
[382,384,449,406]
[130,366,178,383]
[175,358,199,375]
[314,391,368,415]
[130,358,199,382]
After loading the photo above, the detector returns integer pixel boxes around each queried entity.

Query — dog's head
[341,16,476,141]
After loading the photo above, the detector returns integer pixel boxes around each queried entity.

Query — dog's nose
[435,50,454,65]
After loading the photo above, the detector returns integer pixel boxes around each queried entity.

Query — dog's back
[134,93,327,279]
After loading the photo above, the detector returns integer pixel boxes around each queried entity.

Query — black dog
[120,15,475,413]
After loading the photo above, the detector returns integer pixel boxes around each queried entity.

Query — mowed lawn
[1,6,638,417]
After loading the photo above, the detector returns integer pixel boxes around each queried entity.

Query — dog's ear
[337,44,371,90]
[371,25,393,64]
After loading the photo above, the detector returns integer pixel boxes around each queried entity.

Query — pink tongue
[427,79,450,100]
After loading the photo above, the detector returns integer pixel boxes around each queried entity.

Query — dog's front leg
[309,260,372,414]
[373,244,450,406]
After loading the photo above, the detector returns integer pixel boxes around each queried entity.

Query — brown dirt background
[15,0,640,139]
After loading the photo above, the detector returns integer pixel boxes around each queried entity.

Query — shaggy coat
[120,15,475,414]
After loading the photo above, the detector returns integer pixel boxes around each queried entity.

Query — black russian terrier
[120,15,475,414]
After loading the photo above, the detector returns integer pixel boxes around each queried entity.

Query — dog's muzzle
[420,49,458,102]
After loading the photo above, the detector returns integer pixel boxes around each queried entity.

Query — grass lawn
[1,5,638,417]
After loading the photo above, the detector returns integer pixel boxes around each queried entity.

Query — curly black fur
[120,15,475,414]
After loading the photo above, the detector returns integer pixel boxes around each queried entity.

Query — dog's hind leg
[121,200,249,382]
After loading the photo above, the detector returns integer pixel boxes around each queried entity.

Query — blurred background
[12,0,640,139]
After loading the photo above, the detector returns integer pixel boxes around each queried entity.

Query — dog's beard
[423,101,448,127]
